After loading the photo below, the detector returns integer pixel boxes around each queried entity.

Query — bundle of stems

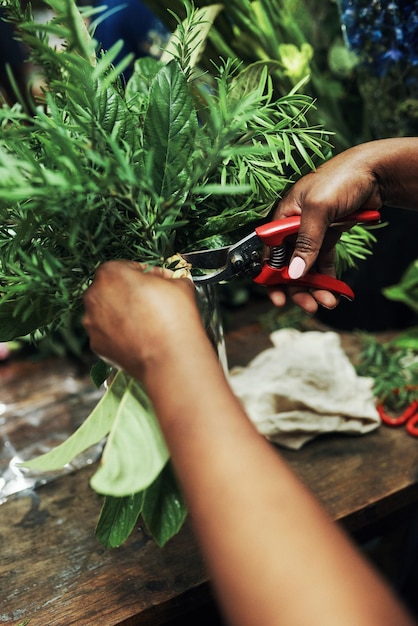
[1,0,368,546]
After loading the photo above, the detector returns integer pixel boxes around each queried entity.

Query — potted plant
[2,0,367,547]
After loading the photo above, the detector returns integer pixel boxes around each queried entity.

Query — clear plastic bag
[0,357,104,504]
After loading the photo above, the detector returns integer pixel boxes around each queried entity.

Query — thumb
[287,220,329,279]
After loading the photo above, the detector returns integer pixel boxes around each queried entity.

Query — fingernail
[288,257,306,279]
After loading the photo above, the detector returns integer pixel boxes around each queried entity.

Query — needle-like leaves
[2,0,350,547]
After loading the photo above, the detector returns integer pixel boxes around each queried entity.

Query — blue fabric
[0,9,27,68]
[93,0,168,79]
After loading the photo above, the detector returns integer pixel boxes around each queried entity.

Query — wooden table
[1,323,418,625]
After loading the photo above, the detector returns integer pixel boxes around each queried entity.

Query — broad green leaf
[90,372,169,496]
[142,462,188,547]
[95,491,145,548]
[91,359,113,388]
[23,381,114,471]
[126,57,164,105]
[143,60,198,200]
[95,462,187,548]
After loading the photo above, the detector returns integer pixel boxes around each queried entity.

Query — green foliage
[96,491,145,549]
[382,259,418,352]
[383,259,418,315]
[0,1,332,343]
[356,260,418,419]
[335,223,382,274]
[146,0,366,149]
[356,335,418,412]
[96,462,187,548]
[5,0,367,547]
[25,369,170,495]
[390,327,418,352]
[146,0,379,281]
[90,358,113,388]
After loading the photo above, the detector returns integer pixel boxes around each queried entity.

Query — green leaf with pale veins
[22,378,114,471]
[142,462,188,547]
[143,60,198,201]
[95,462,187,548]
[96,491,145,548]
[90,371,169,496]
[24,370,169,498]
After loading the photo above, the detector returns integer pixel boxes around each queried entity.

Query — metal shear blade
[182,231,263,283]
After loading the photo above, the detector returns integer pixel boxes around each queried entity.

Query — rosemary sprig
[336,222,385,274]
[356,334,418,411]
[0,0,333,342]
[5,0,375,548]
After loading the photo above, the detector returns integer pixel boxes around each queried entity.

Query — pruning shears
[182,209,381,300]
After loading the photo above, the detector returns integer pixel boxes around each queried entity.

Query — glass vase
[195,283,228,374]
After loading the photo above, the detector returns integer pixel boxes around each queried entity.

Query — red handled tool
[182,210,380,300]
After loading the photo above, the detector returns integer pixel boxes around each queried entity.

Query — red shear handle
[253,209,381,299]
[253,266,355,300]
[255,209,381,247]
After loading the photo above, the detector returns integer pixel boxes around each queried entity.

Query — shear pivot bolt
[250,261,263,276]
[231,254,244,269]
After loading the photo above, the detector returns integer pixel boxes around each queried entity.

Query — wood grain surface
[0,323,417,625]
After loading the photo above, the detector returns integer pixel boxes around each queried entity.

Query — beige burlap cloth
[229,328,380,450]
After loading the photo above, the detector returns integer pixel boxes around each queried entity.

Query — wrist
[355,138,418,209]
[140,314,213,392]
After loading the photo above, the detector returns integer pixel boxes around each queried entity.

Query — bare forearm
[328,137,418,210]
[370,138,418,209]
[83,264,415,626]
[142,334,415,626]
